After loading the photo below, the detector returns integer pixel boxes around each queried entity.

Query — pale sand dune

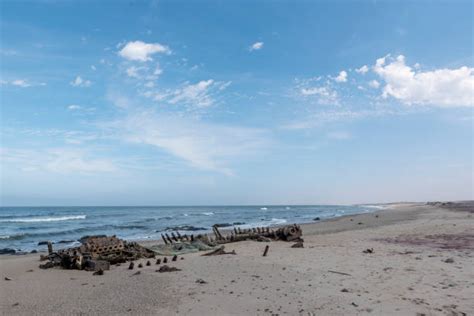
[1,203,473,315]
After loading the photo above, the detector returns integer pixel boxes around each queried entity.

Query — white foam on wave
[237,218,287,229]
[260,207,268,211]
[0,215,86,223]
[202,212,214,216]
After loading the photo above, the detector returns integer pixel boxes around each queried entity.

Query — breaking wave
[0,215,86,223]
[0,234,27,240]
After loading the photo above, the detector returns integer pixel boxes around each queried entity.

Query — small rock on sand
[157,265,181,273]
[291,241,304,248]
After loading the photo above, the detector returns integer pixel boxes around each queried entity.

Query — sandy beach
[1,202,473,315]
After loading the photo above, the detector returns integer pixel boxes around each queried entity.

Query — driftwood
[328,270,352,276]
[202,246,236,256]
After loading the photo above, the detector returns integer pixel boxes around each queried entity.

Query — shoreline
[1,201,473,315]
[0,203,408,255]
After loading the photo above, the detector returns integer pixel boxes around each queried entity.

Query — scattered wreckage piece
[262,245,270,257]
[39,235,155,271]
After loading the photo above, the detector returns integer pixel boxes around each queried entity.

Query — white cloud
[118,40,171,62]
[355,65,369,74]
[70,76,91,87]
[373,55,474,107]
[334,70,348,83]
[368,80,380,89]
[249,42,264,51]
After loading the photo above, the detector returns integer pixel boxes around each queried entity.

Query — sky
[0,0,473,206]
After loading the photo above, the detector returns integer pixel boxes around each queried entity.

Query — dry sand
[1,202,473,315]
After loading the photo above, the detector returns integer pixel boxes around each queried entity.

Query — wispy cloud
[1,79,46,88]
[67,104,96,115]
[295,77,339,105]
[1,147,116,174]
[102,111,270,176]
[168,80,231,108]
[124,63,163,81]
[12,79,32,87]
[327,131,352,140]
[141,79,232,110]
[281,108,403,130]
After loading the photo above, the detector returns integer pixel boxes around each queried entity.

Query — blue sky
[1,0,473,206]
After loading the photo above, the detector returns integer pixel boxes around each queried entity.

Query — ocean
[0,205,382,252]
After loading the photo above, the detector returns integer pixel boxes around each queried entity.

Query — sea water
[0,205,380,252]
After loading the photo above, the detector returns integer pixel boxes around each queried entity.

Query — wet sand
[1,202,473,315]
